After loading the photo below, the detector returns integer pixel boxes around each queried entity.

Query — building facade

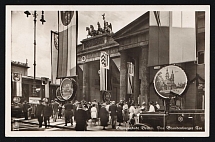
[11,60,59,104]
[76,11,205,110]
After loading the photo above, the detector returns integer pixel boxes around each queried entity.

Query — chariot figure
[104,21,112,34]
[97,22,104,35]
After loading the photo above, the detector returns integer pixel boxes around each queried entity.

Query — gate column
[120,51,127,101]
[83,63,89,101]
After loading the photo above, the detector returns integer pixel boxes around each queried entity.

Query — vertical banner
[148,11,196,66]
[148,11,170,66]
[127,62,134,94]
[51,31,58,84]
[12,72,22,97]
[100,51,109,91]
[57,11,77,78]
[169,11,196,64]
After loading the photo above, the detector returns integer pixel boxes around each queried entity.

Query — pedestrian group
[24,98,161,131]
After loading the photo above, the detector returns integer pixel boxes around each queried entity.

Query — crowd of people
[20,99,161,131]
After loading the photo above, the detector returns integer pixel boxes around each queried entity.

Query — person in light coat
[90,104,97,125]
[148,102,155,112]
[129,103,136,120]
[155,101,160,111]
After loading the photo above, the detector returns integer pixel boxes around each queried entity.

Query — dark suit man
[64,101,74,126]
[22,101,31,120]
[35,100,44,128]
[109,101,117,129]
[75,104,88,131]
[52,99,59,122]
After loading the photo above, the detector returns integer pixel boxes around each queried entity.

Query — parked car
[11,103,23,118]
[136,109,205,131]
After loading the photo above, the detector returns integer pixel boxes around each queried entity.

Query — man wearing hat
[52,99,59,122]
[99,103,109,130]
[109,101,117,129]
[75,104,88,131]
[22,100,31,120]
[64,100,74,126]
[35,100,44,128]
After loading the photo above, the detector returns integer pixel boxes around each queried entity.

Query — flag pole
[57,11,59,79]
[105,68,107,91]
[51,30,53,83]
[76,11,78,77]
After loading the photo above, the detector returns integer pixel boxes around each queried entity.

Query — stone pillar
[120,51,127,101]
[134,57,139,105]
[140,47,149,108]
[83,63,89,101]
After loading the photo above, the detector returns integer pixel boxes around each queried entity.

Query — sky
[11,9,146,79]
[9,5,208,79]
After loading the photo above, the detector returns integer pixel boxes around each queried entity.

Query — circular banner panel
[103,91,111,102]
[60,78,77,101]
[153,65,187,99]
[56,87,65,101]
[13,96,20,103]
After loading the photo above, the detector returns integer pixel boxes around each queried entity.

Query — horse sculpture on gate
[86,27,91,38]
[86,13,113,38]
[97,22,104,35]
[90,25,97,36]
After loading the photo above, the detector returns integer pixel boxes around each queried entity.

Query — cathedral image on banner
[153,65,188,98]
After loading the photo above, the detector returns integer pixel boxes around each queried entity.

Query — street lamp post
[24,10,46,96]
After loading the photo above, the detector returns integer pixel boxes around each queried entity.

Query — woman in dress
[129,103,136,120]
[148,101,155,112]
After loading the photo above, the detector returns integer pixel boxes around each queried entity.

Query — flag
[100,51,110,91]
[100,51,109,69]
[57,11,77,78]
[51,31,59,84]
[127,62,134,94]
[12,72,22,97]
[148,11,196,66]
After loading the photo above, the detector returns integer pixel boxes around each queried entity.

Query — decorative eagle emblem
[13,72,20,82]
[61,11,74,26]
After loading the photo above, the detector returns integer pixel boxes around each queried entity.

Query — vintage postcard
[5,5,210,137]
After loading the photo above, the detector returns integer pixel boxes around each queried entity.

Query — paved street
[12,117,129,131]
